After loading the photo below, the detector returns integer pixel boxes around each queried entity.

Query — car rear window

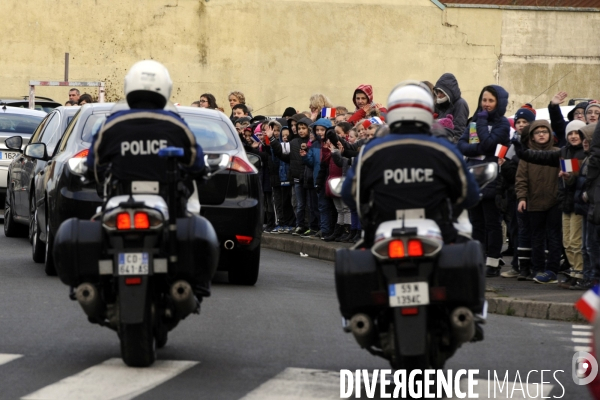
[81,113,110,143]
[0,113,43,134]
[181,114,237,151]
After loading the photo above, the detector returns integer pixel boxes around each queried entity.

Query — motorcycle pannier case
[335,248,381,319]
[54,218,104,286]
[174,215,220,285]
[435,240,485,309]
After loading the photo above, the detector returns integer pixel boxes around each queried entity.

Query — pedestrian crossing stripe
[572,324,593,353]
[239,368,555,400]
[21,358,198,400]
[0,354,22,366]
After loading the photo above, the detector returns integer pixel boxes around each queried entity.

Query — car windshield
[0,113,43,134]
[182,114,237,151]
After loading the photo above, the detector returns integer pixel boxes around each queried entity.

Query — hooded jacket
[270,117,313,181]
[515,120,560,212]
[347,84,388,125]
[302,118,331,187]
[574,124,595,216]
[457,85,511,198]
[433,73,470,143]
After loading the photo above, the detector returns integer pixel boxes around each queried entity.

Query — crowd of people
[67,72,600,290]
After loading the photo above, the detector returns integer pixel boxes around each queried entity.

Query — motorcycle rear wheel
[119,303,156,367]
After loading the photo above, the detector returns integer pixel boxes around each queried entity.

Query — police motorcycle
[332,81,498,372]
[50,60,226,367]
[331,162,496,371]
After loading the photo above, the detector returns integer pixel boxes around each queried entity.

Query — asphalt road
[0,231,593,399]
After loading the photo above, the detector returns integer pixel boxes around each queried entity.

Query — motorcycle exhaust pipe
[450,307,475,345]
[75,283,104,319]
[224,240,235,250]
[349,314,376,349]
[170,280,197,320]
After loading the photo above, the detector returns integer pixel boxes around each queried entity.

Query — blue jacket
[301,118,332,188]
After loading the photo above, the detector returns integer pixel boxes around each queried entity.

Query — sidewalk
[261,233,586,323]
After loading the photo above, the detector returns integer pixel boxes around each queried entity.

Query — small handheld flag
[560,158,580,173]
[321,108,336,118]
[495,144,509,159]
[575,285,600,322]
[251,134,260,143]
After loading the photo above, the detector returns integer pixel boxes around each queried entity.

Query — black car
[30,104,263,285]
[4,106,80,249]
[0,97,62,113]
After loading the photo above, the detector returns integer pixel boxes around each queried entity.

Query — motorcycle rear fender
[118,276,149,324]
[393,306,427,356]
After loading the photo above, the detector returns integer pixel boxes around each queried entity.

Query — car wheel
[228,246,260,286]
[4,193,27,238]
[44,222,57,276]
[31,205,45,263]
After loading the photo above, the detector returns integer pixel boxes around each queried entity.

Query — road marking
[240,368,340,399]
[21,358,198,400]
[572,330,593,336]
[573,325,592,329]
[575,346,593,352]
[572,337,592,343]
[0,354,22,366]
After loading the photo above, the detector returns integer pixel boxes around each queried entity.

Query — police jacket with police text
[342,132,479,227]
[87,109,205,184]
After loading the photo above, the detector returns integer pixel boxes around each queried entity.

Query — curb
[261,234,586,323]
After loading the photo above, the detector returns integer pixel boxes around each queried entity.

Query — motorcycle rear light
[235,235,253,245]
[72,149,89,158]
[407,239,424,257]
[116,212,131,230]
[228,156,255,173]
[401,307,419,316]
[388,240,405,258]
[134,212,150,229]
[430,287,447,301]
[125,277,142,285]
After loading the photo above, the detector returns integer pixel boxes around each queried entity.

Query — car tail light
[388,240,405,258]
[228,156,255,173]
[72,149,89,158]
[235,235,253,245]
[116,212,131,230]
[125,277,142,285]
[407,239,424,257]
[401,307,419,316]
[134,212,150,229]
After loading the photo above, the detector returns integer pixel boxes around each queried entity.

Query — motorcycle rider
[86,60,205,197]
[341,81,480,246]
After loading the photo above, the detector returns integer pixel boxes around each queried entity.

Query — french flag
[321,108,336,118]
[575,285,600,322]
[495,144,509,159]
[561,158,580,173]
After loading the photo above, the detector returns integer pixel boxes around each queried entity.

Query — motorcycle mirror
[328,177,345,197]
[468,162,498,189]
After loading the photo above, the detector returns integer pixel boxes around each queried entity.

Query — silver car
[0,106,46,201]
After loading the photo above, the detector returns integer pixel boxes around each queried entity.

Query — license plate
[389,282,429,307]
[118,253,149,275]
[0,151,19,160]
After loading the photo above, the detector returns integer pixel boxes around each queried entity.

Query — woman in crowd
[199,93,219,109]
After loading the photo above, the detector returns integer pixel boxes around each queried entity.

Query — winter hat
[580,123,597,143]
[311,117,332,130]
[565,120,586,135]
[585,102,600,121]
[254,124,263,134]
[250,115,267,124]
[353,84,374,108]
[567,101,588,121]
[362,117,383,129]
[282,107,297,118]
[437,114,454,130]
[514,107,536,124]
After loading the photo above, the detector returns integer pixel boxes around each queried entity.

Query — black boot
[517,248,532,281]
[351,230,362,243]
[323,224,343,242]
[335,224,351,242]
[343,229,357,243]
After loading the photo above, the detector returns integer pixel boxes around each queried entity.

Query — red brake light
[235,235,253,245]
[125,277,142,285]
[72,149,89,158]
[116,212,131,230]
[401,307,419,316]
[228,156,255,173]
[134,212,150,229]
[388,240,405,258]
[407,239,424,257]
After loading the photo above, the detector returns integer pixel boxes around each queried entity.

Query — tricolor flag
[368,117,383,125]
[251,134,261,143]
[561,158,580,173]
[321,108,336,118]
[495,144,509,159]
[575,285,600,322]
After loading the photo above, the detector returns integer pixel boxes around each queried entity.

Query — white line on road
[240,368,341,400]
[573,325,592,329]
[572,331,593,336]
[0,354,22,366]
[572,337,592,344]
[21,358,198,400]
[574,346,593,352]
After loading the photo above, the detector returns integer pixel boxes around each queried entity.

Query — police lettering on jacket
[383,168,434,184]
[120,139,168,156]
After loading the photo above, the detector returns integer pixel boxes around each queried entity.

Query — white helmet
[124,60,173,109]
[386,81,434,129]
